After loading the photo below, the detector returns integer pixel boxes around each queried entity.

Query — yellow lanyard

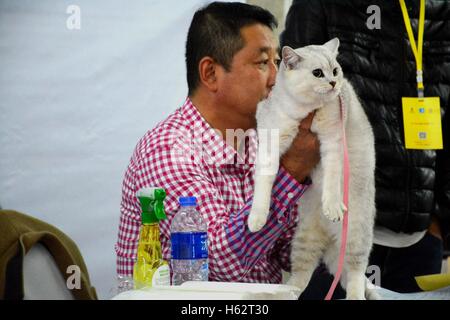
[399,0,425,97]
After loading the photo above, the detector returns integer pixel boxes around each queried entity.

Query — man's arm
[116,147,310,282]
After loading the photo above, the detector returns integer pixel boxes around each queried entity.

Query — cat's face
[281,38,343,104]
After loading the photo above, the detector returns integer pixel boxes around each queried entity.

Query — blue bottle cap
[179,196,197,206]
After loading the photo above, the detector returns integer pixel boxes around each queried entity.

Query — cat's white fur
[247,38,378,300]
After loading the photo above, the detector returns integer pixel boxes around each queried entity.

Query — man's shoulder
[134,106,188,159]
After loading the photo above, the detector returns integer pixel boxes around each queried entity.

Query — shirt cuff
[272,166,311,208]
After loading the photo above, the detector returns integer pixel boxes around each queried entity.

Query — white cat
[247,38,378,300]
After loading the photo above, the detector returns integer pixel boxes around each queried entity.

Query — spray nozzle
[137,187,167,224]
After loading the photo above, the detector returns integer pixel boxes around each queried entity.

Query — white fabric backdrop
[0,0,243,298]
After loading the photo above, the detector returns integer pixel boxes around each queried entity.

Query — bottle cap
[137,187,167,224]
[179,196,197,207]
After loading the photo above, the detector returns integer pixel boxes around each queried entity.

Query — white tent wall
[0,0,289,299]
[248,0,293,37]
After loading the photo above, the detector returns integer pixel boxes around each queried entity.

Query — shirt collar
[181,97,257,167]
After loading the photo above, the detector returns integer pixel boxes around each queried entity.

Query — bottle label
[171,232,208,259]
[152,264,170,287]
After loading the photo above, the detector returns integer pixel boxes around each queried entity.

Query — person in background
[116,1,324,294]
[281,0,450,293]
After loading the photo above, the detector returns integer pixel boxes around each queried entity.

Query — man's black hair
[185,1,278,95]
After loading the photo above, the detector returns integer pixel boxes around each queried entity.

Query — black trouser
[299,232,443,299]
[299,264,346,300]
[368,232,443,293]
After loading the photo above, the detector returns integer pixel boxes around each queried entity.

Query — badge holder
[400,0,443,150]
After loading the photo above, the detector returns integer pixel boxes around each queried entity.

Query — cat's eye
[312,69,324,78]
[333,68,339,76]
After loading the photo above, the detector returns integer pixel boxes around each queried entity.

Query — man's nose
[268,62,277,87]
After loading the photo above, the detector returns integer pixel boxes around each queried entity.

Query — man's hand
[281,112,320,183]
[428,215,443,241]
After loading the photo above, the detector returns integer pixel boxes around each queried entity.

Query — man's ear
[198,57,219,92]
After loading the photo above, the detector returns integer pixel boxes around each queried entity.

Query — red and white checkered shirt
[116,97,309,283]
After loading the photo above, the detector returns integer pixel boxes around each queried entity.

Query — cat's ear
[282,46,302,70]
[324,38,340,55]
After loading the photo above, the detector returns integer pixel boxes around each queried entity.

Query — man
[281,0,450,293]
[116,2,320,285]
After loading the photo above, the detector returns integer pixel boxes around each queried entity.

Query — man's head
[185,2,279,125]
[186,2,277,95]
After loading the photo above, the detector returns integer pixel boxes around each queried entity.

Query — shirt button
[287,192,294,199]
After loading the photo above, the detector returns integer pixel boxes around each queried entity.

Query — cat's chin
[328,90,340,99]
[314,90,340,102]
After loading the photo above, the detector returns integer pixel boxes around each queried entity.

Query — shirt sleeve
[222,166,308,281]
[115,154,142,278]
[116,147,309,281]
[269,214,299,273]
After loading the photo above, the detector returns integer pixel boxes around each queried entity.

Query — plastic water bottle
[170,196,208,285]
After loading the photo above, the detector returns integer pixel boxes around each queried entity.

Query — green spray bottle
[133,187,170,289]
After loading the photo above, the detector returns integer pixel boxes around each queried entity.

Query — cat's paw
[286,274,308,297]
[247,209,268,233]
[365,288,381,300]
[346,292,366,300]
[323,201,347,222]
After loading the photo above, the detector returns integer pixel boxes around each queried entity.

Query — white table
[112,281,301,300]
[111,281,450,300]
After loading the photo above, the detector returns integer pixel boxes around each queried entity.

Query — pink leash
[325,96,349,300]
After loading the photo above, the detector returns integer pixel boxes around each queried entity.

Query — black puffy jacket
[280,0,450,239]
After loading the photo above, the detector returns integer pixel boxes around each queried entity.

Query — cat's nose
[330,81,336,88]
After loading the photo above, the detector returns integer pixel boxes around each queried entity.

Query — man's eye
[312,69,324,78]
[333,68,339,76]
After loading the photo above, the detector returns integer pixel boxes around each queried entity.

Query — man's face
[216,23,279,123]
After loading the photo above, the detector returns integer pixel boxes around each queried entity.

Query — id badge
[402,97,443,149]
